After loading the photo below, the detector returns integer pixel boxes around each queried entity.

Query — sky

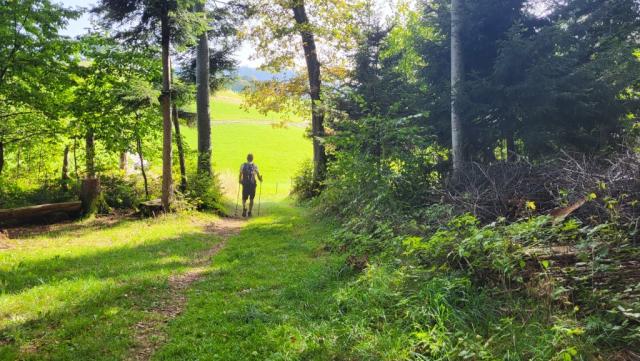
[57,0,396,69]
[58,0,265,67]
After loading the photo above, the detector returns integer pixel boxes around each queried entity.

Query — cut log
[0,201,82,226]
[139,199,164,218]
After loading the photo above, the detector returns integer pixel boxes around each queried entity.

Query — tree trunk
[62,145,70,191]
[80,178,100,216]
[160,3,174,211]
[292,2,327,186]
[0,141,4,176]
[119,151,127,171]
[85,128,96,178]
[451,0,464,176]
[136,135,149,199]
[173,103,188,193]
[0,201,82,226]
[73,138,79,180]
[196,2,212,176]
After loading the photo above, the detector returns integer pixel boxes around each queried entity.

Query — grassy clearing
[0,213,223,361]
[181,123,312,199]
[184,90,304,123]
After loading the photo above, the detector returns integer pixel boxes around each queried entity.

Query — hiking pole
[235,183,240,217]
[258,182,262,216]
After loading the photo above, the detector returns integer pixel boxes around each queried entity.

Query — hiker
[239,153,263,217]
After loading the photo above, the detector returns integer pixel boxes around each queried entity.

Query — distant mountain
[234,66,295,81]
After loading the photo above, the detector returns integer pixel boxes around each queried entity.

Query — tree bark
[173,103,188,193]
[0,141,4,176]
[160,3,174,211]
[85,128,96,179]
[292,1,327,185]
[80,178,100,216]
[62,145,70,191]
[136,135,149,199]
[451,0,464,176]
[196,2,212,176]
[73,138,79,180]
[119,151,127,171]
[0,201,82,226]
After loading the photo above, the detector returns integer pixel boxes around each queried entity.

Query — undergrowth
[303,137,640,358]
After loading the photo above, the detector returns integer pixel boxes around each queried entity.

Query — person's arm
[239,165,243,184]
[255,165,263,182]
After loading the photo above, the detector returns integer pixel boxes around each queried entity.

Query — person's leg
[242,185,249,217]
[248,184,256,216]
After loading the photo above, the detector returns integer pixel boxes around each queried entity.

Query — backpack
[241,163,256,185]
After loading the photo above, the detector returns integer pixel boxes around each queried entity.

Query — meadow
[141,89,312,202]
[183,90,304,123]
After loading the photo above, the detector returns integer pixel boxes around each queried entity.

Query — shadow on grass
[5,215,135,240]
[0,226,222,361]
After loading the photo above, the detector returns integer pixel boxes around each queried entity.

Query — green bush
[186,173,225,213]
[99,174,140,210]
[0,177,76,209]
[290,160,317,201]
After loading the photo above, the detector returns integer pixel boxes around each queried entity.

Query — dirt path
[126,217,245,361]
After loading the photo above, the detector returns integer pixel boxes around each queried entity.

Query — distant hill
[226,67,295,92]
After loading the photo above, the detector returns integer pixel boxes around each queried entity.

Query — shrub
[99,174,140,210]
[186,173,225,213]
[0,177,76,209]
[290,160,317,201]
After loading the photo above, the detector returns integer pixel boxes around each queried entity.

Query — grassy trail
[0,200,351,360]
[152,202,348,360]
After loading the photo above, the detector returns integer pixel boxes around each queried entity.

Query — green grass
[0,213,223,360]
[184,90,304,123]
[153,202,351,360]
[181,122,312,199]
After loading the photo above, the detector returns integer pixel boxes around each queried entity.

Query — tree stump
[139,199,164,218]
[80,178,101,216]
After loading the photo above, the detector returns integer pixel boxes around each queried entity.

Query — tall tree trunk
[136,135,149,199]
[73,138,79,180]
[451,0,464,176]
[119,151,127,171]
[173,104,188,193]
[62,145,70,191]
[292,1,327,186]
[0,141,4,176]
[160,3,174,210]
[196,2,212,176]
[85,128,96,178]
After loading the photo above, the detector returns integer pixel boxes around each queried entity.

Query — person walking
[239,153,263,217]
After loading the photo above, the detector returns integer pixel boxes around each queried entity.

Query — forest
[1,0,640,360]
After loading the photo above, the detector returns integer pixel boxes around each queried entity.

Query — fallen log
[0,201,82,226]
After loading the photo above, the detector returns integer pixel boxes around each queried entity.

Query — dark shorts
[242,183,257,201]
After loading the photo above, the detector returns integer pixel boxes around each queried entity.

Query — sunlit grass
[0,213,222,361]
[181,123,312,200]
[183,90,305,123]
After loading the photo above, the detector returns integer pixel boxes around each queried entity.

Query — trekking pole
[258,182,262,216]
[235,183,240,217]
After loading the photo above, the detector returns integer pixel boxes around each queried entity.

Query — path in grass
[151,202,349,360]
[127,217,244,361]
[0,199,353,360]
[0,213,237,361]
